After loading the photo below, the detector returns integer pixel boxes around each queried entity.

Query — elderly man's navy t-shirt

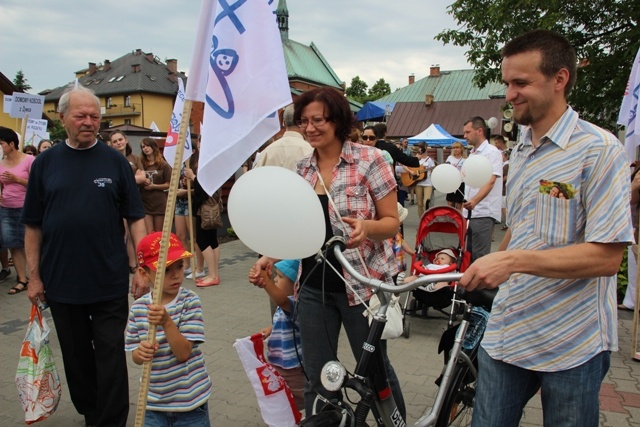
[21,141,145,304]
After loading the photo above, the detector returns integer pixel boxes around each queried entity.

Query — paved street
[1,193,640,426]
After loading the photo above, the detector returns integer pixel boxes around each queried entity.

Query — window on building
[124,119,132,125]
[124,95,131,107]
[106,97,112,108]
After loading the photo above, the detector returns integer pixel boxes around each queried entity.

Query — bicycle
[300,236,496,427]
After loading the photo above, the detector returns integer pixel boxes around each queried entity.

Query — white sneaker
[186,271,206,280]
[184,267,192,276]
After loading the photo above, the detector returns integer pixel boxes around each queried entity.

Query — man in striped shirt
[460,29,634,427]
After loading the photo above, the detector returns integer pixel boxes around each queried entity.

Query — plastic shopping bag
[15,305,62,424]
[234,333,302,427]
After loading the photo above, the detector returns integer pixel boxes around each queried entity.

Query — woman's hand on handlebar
[249,256,276,288]
[341,217,369,249]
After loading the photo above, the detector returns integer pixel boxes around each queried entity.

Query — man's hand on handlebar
[249,256,276,288]
[458,251,512,291]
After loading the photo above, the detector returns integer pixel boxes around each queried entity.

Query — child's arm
[259,270,292,312]
[402,240,415,256]
[148,304,194,363]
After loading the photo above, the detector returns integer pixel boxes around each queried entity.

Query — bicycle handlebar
[328,236,463,295]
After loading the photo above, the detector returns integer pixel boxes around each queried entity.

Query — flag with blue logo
[619,46,640,163]
[163,77,193,165]
[185,0,291,195]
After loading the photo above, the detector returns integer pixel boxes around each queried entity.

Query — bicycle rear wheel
[435,363,476,427]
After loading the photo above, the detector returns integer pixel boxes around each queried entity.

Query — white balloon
[487,117,498,129]
[431,164,462,194]
[461,155,493,188]
[227,166,325,259]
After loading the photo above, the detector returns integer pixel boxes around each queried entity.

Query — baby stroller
[401,206,471,338]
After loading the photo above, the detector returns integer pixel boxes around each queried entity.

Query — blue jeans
[297,286,406,419]
[472,347,610,427]
[144,402,210,427]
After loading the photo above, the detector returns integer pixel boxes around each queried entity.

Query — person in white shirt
[462,117,503,261]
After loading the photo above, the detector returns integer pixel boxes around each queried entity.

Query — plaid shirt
[297,141,398,306]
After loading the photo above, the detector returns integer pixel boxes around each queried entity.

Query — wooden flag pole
[133,99,193,427]
[19,114,28,152]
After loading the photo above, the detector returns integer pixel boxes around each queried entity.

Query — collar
[66,139,98,150]
[282,130,305,140]
[470,139,490,155]
[303,140,355,169]
[520,106,577,151]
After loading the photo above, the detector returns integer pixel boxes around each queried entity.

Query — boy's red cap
[137,232,192,271]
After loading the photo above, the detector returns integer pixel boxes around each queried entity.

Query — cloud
[0,0,470,94]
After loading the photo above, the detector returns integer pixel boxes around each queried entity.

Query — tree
[367,78,391,102]
[346,76,369,104]
[13,70,32,92]
[435,0,640,129]
[48,120,67,141]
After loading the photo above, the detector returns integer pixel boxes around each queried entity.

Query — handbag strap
[316,172,371,279]
[316,172,376,313]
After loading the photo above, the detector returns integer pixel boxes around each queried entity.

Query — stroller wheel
[403,318,411,338]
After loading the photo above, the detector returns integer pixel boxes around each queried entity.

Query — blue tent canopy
[407,124,466,147]
[355,101,395,121]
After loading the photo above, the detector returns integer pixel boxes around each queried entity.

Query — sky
[0,0,471,95]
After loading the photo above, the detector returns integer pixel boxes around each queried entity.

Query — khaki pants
[415,185,433,218]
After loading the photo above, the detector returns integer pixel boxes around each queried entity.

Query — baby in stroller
[400,249,457,292]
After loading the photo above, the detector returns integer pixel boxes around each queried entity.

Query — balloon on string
[227,166,325,259]
[461,155,493,188]
[487,117,499,130]
[431,164,462,194]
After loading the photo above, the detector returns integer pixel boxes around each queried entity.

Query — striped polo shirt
[125,288,212,411]
[482,106,634,371]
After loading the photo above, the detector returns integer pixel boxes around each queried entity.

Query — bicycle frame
[414,303,476,427]
[305,237,484,427]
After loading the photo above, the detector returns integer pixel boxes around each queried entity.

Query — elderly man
[460,29,633,427]
[22,85,146,427]
[255,104,312,170]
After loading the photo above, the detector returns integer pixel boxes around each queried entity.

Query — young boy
[125,232,212,426]
[401,248,457,292]
[252,259,304,411]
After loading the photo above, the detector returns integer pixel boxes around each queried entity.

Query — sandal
[8,280,28,295]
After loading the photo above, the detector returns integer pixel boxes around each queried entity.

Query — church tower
[276,0,289,42]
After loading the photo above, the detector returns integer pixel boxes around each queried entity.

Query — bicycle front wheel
[435,363,476,427]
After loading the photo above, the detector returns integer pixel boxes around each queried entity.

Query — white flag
[619,46,640,163]
[185,0,291,195]
[163,78,193,165]
[234,334,301,427]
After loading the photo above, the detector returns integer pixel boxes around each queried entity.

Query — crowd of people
[1,28,635,427]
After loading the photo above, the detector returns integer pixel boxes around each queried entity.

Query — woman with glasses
[250,87,405,418]
[445,142,466,212]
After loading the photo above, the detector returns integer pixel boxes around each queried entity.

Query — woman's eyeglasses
[361,135,377,141]
[296,117,328,128]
